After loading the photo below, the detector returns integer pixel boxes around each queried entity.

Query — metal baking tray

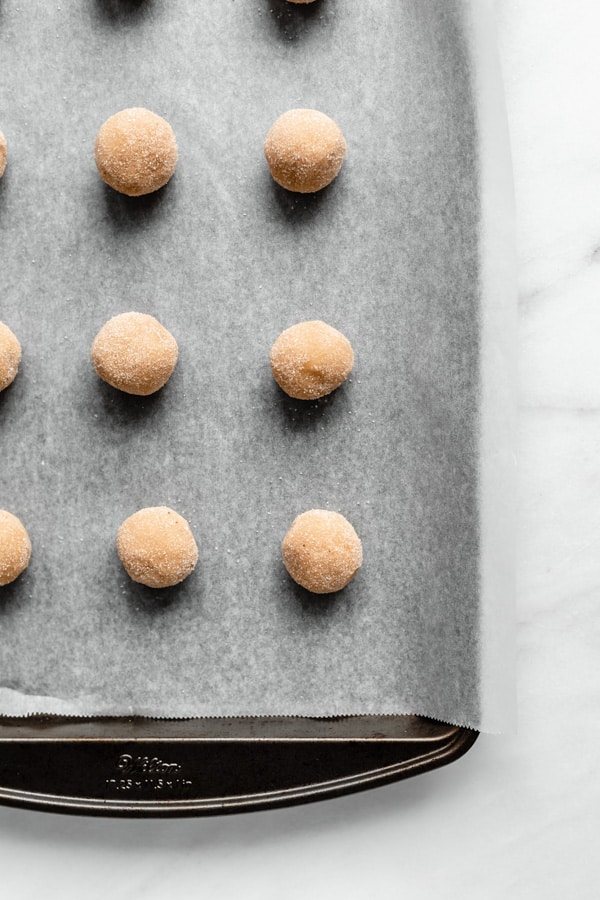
[0,715,477,816]
[0,1,502,815]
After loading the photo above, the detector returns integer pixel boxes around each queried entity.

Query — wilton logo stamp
[105,754,193,794]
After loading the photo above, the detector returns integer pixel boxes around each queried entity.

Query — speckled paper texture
[0,0,514,730]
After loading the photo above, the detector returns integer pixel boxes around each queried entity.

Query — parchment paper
[0,0,514,731]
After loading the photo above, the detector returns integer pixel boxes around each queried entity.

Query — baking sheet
[0,0,514,731]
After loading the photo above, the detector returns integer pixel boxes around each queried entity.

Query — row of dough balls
[0,507,362,594]
[95,106,346,196]
[1,314,355,401]
[0,107,346,197]
[96,106,346,196]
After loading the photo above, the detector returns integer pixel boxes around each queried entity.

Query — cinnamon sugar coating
[0,510,32,586]
[0,321,22,392]
[282,510,362,594]
[117,506,198,589]
[264,109,346,193]
[0,131,7,179]
[94,108,178,196]
[91,312,178,396]
[270,320,354,400]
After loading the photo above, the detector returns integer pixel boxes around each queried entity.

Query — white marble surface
[1,1,599,896]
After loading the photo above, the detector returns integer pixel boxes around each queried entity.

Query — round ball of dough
[91,312,178,396]
[0,130,7,179]
[264,109,346,193]
[0,510,31,586]
[287,1,318,4]
[282,509,362,594]
[117,506,198,589]
[0,321,22,392]
[270,320,354,400]
[94,107,178,197]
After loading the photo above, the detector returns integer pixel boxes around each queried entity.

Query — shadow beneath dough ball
[0,379,19,418]
[122,566,201,618]
[92,0,155,26]
[281,567,359,625]
[0,570,32,617]
[268,174,340,227]
[268,378,352,434]
[266,0,330,42]
[87,372,169,431]
[99,179,173,233]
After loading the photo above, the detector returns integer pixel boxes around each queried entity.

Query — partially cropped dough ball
[91,312,178,396]
[0,130,7,179]
[0,510,31,586]
[270,320,354,400]
[0,321,22,392]
[94,108,178,196]
[117,506,198,589]
[282,509,362,594]
[287,0,318,4]
[264,109,346,193]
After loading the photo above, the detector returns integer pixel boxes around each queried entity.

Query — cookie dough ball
[264,109,346,193]
[94,108,178,196]
[282,509,362,594]
[117,506,198,589]
[287,1,318,4]
[91,312,178,396]
[0,130,7,179]
[0,510,31,586]
[270,320,354,400]
[0,321,22,392]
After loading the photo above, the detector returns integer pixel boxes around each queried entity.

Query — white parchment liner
[0,0,514,731]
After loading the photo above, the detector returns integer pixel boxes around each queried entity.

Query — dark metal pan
[0,4,503,817]
[0,715,477,816]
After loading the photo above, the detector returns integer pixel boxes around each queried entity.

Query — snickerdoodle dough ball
[270,320,354,400]
[91,312,178,396]
[264,109,346,193]
[282,510,362,594]
[0,131,7,179]
[0,321,22,392]
[94,108,178,196]
[0,510,32,586]
[117,506,198,589]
